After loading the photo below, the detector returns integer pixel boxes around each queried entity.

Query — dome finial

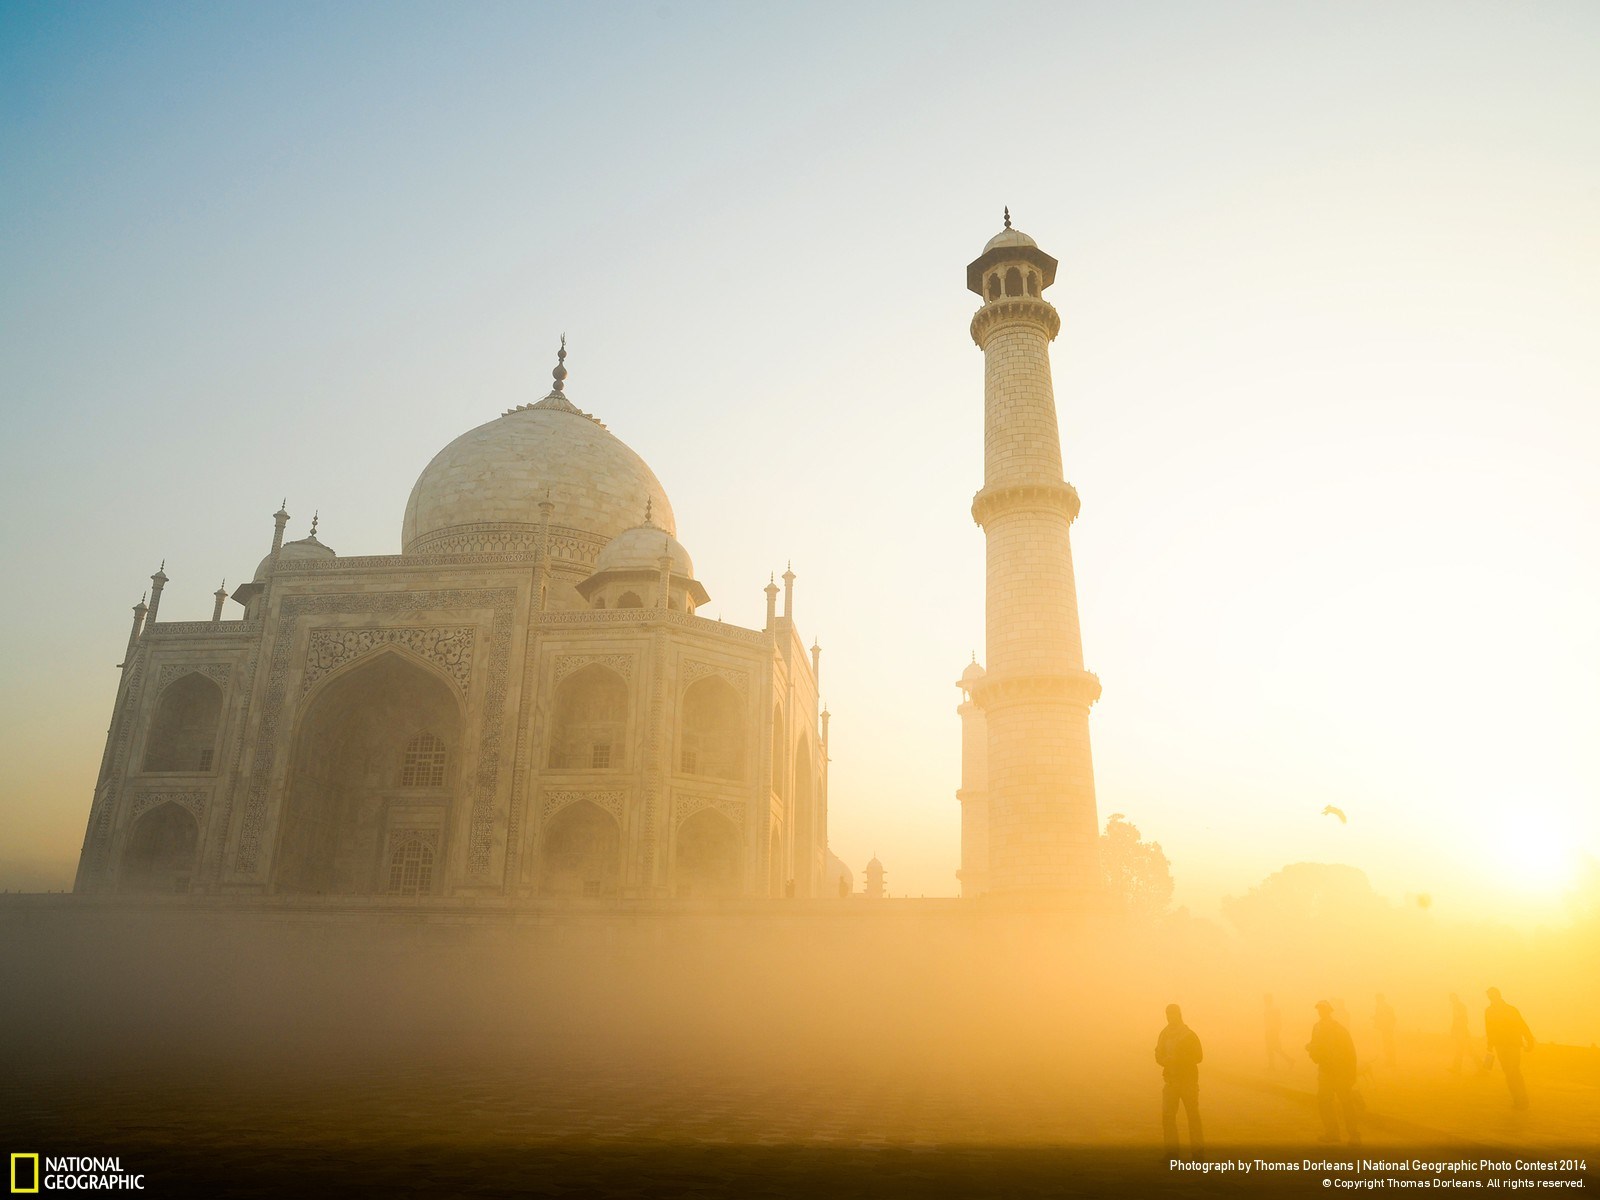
[1003,206,1011,230]
[644,497,654,526]
[309,510,319,537]
[551,333,568,393]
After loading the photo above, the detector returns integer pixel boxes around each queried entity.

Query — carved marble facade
[76,362,832,902]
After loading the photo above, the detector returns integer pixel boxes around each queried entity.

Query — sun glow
[1481,813,1581,898]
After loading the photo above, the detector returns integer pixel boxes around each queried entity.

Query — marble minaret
[965,212,1101,901]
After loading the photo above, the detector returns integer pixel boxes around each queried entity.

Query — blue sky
[4,1,1598,913]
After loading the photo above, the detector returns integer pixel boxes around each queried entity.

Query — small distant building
[863,856,886,900]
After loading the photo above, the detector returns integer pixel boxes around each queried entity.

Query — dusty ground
[3,901,1594,1196]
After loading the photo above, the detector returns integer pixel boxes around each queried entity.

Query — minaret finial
[551,334,568,393]
[309,511,319,537]
[1003,206,1011,230]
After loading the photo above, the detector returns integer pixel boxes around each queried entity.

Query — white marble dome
[982,227,1038,253]
[254,532,335,580]
[595,522,694,578]
[402,398,675,557]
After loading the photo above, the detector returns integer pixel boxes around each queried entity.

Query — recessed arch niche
[274,649,461,896]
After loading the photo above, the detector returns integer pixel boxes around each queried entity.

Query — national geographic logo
[10,1156,144,1191]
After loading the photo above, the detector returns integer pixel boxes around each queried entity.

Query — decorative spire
[1003,206,1011,230]
[275,498,289,519]
[551,334,568,393]
[644,497,654,527]
[136,591,148,611]
[309,511,319,537]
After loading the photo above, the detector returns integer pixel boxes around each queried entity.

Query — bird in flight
[1321,805,1348,824]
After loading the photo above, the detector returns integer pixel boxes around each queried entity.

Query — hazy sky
[3,1,1596,922]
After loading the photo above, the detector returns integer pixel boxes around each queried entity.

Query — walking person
[1155,1004,1205,1157]
[1484,987,1535,1110]
[1307,1000,1361,1145]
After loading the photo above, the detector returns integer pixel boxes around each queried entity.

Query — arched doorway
[770,702,786,798]
[275,651,461,896]
[143,673,223,772]
[539,801,621,898]
[793,736,815,898]
[120,803,199,892]
[675,807,741,899]
[679,676,745,779]
[548,664,628,771]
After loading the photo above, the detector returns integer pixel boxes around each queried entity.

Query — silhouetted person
[1484,987,1535,1110]
[1374,994,1397,1068]
[1263,994,1293,1071]
[1154,1003,1204,1156]
[1306,1000,1360,1145]
[1448,993,1471,1073]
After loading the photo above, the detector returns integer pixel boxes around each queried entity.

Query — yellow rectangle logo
[10,1154,40,1194]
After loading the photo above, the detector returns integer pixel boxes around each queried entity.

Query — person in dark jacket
[1154,1003,1204,1155]
[1307,1000,1361,1144]
[1484,987,1535,1110]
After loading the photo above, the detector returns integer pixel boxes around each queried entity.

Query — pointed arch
[275,651,461,895]
[299,641,463,715]
[120,802,198,893]
[674,807,741,899]
[768,819,783,898]
[616,591,643,609]
[386,832,437,897]
[679,675,745,780]
[548,664,629,770]
[539,800,621,898]
[770,702,786,798]
[143,672,223,772]
[793,733,816,899]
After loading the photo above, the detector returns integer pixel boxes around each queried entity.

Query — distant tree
[1101,813,1174,917]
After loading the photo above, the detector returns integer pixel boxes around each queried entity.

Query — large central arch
[274,650,462,896]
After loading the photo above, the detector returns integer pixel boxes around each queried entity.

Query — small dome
[983,227,1038,253]
[255,533,335,580]
[595,523,694,577]
[824,850,855,897]
[959,659,986,686]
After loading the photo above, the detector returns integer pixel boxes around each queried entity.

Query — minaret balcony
[971,481,1081,528]
[971,296,1061,345]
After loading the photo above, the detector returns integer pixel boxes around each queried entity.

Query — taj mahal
[73,216,1101,906]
